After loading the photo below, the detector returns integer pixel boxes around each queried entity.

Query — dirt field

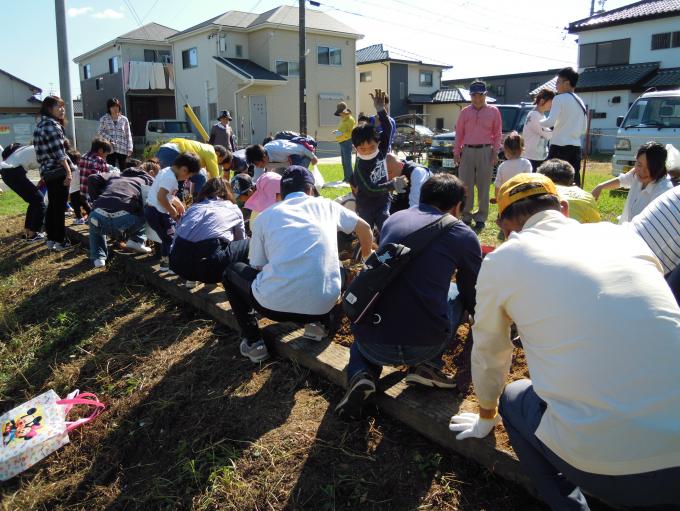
[0,216,546,510]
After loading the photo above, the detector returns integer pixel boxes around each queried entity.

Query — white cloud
[92,8,124,19]
[67,6,93,17]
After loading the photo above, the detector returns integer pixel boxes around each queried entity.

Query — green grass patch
[0,189,28,217]
[318,163,350,201]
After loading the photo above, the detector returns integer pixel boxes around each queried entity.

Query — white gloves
[449,412,500,440]
[392,175,408,193]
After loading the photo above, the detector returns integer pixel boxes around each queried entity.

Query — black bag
[40,164,67,183]
[342,214,458,325]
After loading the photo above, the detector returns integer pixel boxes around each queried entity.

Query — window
[436,117,444,131]
[182,47,198,69]
[144,49,156,62]
[208,103,217,121]
[108,56,119,74]
[399,81,405,100]
[359,71,372,82]
[143,49,171,63]
[674,31,680,48]
[219,34,227,53]
[275,60,299,77]
[83,64,92,80]
[592,111,607,119]
[419,70,433,87]
[317,46,341,66]
[496,84,506,96]
[235,44,243,58]
[95,77,103,90]
[579,39,630,67]
[652,32,671,50]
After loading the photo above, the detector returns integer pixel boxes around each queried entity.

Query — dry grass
[0,215,547,510]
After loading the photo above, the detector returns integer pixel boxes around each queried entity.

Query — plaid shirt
[97,114,133,155]
[78,151,109,195]
[33,116,68,177]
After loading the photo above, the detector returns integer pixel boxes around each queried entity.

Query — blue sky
[2,0,633,98]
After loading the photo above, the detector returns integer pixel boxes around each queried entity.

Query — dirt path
[0,217,544,510]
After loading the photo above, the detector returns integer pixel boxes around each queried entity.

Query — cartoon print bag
[0,389,105,481]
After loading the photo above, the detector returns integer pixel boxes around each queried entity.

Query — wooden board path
[66,224,535,495]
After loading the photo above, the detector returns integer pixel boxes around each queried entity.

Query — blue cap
[280,165,317,198]
[470,81,487,95]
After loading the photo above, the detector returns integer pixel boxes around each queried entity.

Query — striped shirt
[78,151,109,196]
[33,116,68,178]
[97,114,133,155]
[632,186,680,275]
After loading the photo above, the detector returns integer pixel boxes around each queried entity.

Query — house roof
[576,62,660,91]
[569,0,680,33]
[0,68,42,94]
[408,88,496,104]
[357,44,451,68]
[642,67,680,88]
[74,22,176,62]
[170,6,361,40]
[530,77,557,96]
[213,56,286,82]
[444,68,561,85]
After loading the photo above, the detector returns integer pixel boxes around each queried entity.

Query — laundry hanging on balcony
[126,61,169,90]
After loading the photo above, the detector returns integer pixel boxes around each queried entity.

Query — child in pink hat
[245,172,282,223]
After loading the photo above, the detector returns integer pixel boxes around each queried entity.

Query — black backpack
[342,214,458,325]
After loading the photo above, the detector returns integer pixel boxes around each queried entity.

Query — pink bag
[0,389,105,480]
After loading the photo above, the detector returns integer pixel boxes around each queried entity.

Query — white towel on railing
[129,61,152,89]
[151,62,166,89]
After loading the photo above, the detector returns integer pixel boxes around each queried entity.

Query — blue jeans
[289,155,311,168]
[88,209,146,261]
[347,293,463,380]
[356,195,390,234]
[499,379,680,510]
[339,139,353,182]
[170,237,250,284]
[144,205,175,257]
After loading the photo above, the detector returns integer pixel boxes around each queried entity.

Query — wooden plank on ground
[66,224,534,494]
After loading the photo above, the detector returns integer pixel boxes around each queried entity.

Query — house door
[249,96,267,145]
[128,97,158,136]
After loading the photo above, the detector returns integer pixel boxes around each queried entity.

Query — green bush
[143,140,168,160]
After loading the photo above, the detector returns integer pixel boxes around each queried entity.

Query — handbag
[342,214,458,325]
[0,389,105,481]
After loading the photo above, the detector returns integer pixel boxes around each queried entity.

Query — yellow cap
[497,173,559,216]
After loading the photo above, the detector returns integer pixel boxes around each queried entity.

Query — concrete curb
[66,223,535,496]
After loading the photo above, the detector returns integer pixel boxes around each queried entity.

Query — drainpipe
[234,74,254,145]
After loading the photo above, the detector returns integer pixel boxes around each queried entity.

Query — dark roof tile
[569,0,680,32]
[213,57,286,81]
[643,67,680,88]
[576,62,659,91]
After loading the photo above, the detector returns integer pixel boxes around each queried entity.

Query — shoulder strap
[568,92,587,116]
[401,213,458,257]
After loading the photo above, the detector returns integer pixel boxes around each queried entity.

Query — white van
[612,89,680,176]
[144,119,197,145]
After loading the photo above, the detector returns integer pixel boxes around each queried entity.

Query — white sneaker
[73,218,87,225]
[303,322,328,341]
[126,239,152,254]
[239,338,269,363]
[93,258,106,268]
[184,280,197,289]
[52,241,71,252]
[46,240,55,250]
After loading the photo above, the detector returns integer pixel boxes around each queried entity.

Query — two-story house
[567,0,680,152]
[167,6,362,146]
[0,69,42,147]
[356,44,458,131]
[73,23,178,142]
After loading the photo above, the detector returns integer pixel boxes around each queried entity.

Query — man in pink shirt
[454,81,502,230]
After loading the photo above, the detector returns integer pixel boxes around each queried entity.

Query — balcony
[124,61,174,92]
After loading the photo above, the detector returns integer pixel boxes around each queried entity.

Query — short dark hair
[637,141,668,182]
[500,194,561,222]
[351,122,379,147]
[195,177,236,204]
[557,67,579,87]
[538,158,575,186]
[90,136,113,154]
[214,145,228,160]
[2,143,22,160]
[172,152,201,174]
[534,88,555,105]
[262,136,274,145]
[106,98,122,114]
[245,144,266,165]
[503,131,524,158]
[40,95,65,126]
[357,113,370,123]
[420,173,466,212]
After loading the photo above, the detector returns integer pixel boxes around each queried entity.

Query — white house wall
[216,31,249,59]
[0,74,37,108]
[424,103,466,132]
[579,90,639,152]
[172,32,218,132]
[79,46,120,80]
[576,16,680,68]
[358,62,388,115]
[407,65,442,95]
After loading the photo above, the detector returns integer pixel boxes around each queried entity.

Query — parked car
[613,89,680,176]
[427,132,456,170]
[394,124,435,153]
[145,119,197,145]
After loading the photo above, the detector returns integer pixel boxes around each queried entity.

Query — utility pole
[298,0,307,135]
[590,0,596,15]
[54,0,76,145]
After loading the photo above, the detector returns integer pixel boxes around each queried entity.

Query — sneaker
[46,240,55,250]
[335,371,376,420]
[126,239,152,254]
[303,322,328,342]
[159,257,171,272]
[52,241,71,252]
[239,338,269,363]
[73,218,87,225]
[93,258,106,268]
[405,365,457,389]
[474,221,486,231]
[184,280,197,289]
[25,232,46,242]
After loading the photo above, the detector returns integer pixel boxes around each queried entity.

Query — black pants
[0,166,45,232]
[69,191,91,219]
[529,159,544,172]
[170,237,250,284]
[45,179,69,243]
[222,262,330,341]
[548,145,582,187]
[107,152,127,170]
